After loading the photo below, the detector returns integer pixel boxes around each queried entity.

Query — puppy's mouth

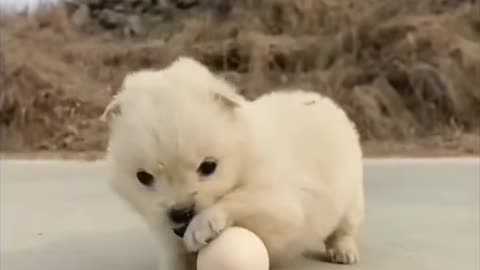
[168,205,196,238]
[172,223,189,238]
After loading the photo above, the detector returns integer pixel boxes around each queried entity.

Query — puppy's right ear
[212,92,240,110]
[100,95,121,123]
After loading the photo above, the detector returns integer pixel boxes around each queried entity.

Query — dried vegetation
[1,0,479,156]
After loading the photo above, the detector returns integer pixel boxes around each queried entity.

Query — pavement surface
[1,158,479,270]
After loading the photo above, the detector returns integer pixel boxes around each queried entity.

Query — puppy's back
[241,89,363,194]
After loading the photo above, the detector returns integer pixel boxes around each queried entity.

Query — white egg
[197,227,269,270]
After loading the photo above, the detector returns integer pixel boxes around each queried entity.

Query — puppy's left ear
[100,95,122,123]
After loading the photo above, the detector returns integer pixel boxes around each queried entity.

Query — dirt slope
[1,0,479,157]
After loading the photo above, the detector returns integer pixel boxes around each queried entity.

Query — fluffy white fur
[102,57,365,270]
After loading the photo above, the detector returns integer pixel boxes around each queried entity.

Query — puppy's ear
[212,92,239,110]
[100,95,121,123]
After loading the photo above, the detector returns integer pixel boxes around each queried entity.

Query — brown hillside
[1,0,479,157]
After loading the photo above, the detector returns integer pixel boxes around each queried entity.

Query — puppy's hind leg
[324,191,364,265]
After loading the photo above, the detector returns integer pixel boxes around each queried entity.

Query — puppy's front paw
[183,207,230,253]
[325,236,359,264]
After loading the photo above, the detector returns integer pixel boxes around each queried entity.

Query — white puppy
[101,57,365,270]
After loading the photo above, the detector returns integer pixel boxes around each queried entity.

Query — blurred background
[0,0,479,159]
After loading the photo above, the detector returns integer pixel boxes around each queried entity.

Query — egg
[196,227,270,270]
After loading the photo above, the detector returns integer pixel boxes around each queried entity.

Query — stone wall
[67,0,229,38]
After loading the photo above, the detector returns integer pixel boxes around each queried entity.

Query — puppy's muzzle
[168,205,195,237]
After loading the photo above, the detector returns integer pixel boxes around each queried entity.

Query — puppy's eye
[197,159,217,176]
[136,170,154,187]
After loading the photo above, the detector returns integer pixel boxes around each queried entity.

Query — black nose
[168,206,195,224]
[173,225,188,238]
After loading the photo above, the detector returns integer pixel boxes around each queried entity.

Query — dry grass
[0,0,479,156]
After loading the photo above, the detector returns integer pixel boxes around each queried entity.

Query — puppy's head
[102,57,248,231]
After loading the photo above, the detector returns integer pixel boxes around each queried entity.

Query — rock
[98,9,125,29]
[172,0,199,9]
[84,0,103,8]
[113,4,126,12]
[71,4,90,28]
[141,0,155,6]
[126,15,146,36]
[214,0,233,16]
[156,0,170,9]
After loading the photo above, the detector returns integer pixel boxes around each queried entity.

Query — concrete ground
[1,158,479,270]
